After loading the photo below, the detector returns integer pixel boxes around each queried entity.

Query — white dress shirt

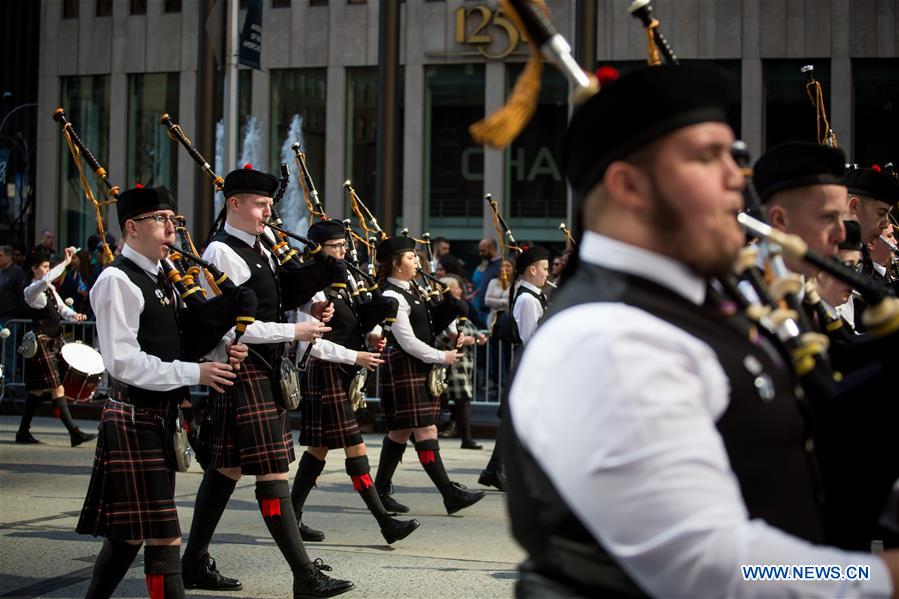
[201,222,295,346]
[382,277,445,364]
[512,280,543,345]
[509,230,891,598]
[23,261,77,320]
[294,291,359,366]
[834,297,858,333]
[90,243,200,391]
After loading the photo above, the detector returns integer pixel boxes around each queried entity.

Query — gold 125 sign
[455,5,522,59]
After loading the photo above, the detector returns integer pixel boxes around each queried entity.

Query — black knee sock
[346,455,390,525]
[485,427,503,473]
[84,538,142,599]
[144,545,185,599]
[291,451,325,519]
[457,400,474,443]
[373,436,406,495]
[255,480,310,572]
[182,468,237,562]
[52,395,79,434]
[17,393,43,434]
[414,439,451,490]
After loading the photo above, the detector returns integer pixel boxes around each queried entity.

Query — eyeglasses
[323,242,348,250]
[132,214,177,227]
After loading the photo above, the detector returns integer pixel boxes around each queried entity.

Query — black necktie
[253,237,265,256]
[157,268,175,305]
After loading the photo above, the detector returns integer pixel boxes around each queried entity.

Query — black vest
[214,232,284,361]
[506,263,825,596]
[111,256,186,403]
[28,287,61,337]
[511,284,547,346]
[322,277,366,352]
[384,281,434,348]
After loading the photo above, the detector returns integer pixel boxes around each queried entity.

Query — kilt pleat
[198,360,295,475]
[25,335,63,391]
[379,348,439,430]
[76,397,180,541]
[299,357,363,449]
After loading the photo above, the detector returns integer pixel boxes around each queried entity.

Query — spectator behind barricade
[437,255,474,298]
[485,258,514,338]
[472,238,500,328]
[544,253,565,302]
[59,250,92,316]
[0,245,27,325]
[12,244,27,267]
[32,229,56,258]
[430,236,451,272]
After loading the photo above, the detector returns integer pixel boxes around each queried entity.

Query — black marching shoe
[182,553,243,591]
[70,429,98,447]
[442,481,486,515]
[300,521,326,542]
[478,469,506,492]
[15,431,42,444]
[460,439,483,450]
[380,517,420,544]
[293,559,354,598]
[378,493,410,515]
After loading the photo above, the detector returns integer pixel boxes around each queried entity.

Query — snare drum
[60,342,105,400]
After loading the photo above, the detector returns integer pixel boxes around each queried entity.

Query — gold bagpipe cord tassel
[61,127,116,265]
[468,0,549,149]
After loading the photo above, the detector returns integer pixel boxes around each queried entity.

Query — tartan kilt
[299,357,363,449]
[76,394,181,541]
[197,359,295,475]
[379,347,440,430]
[25,335,64,392]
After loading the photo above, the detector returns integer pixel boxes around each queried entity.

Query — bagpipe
[52,108,117,264]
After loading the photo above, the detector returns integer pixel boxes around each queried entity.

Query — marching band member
[510,246,550,346]
[76,186,243,599]
[181,168,354,599]
[290,219,421,546]
[813,221,864,333]
[17,247,94,446]
[372,236,485,516]
[506,63,898,597]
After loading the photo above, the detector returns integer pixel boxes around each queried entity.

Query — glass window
[126,73,180,194]
[130,0,147,15]
[273,0,292,7]
[345,67,405,223]
[425,64,485,229]
[853,59,899,166]
[96,0,112,17]
[63,0,79,18]
[505,62,567,229]
[763,59,831,150]
[164,0,182,13]
[271,68,327,230]
[59,76,110,247]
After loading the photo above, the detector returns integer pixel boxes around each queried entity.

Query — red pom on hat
[871,164,881,172]
[595,66,620,87]
[135,183,144,188]
[243,163,253,170]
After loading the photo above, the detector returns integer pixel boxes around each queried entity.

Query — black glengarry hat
[222,166,279,198]
[515,245,550,276]
[845,166,899,206]
[753,142,846,203]
[838,220,863,251]
[308,219,346,244]
[563,63,732,195]
[116,185,177,228]
[376,236,416,263]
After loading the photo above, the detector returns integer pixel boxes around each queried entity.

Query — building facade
[36,0,899,255]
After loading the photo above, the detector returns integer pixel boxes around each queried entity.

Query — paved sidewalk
[0,416,522,598]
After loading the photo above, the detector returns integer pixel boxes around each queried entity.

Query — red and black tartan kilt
[25,335,64,392]
[379,347,440,430]
[76,393,181,541]
[197,359,295,475]
[299,357,363,449]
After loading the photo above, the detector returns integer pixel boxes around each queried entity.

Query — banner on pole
[238,0,263,70]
